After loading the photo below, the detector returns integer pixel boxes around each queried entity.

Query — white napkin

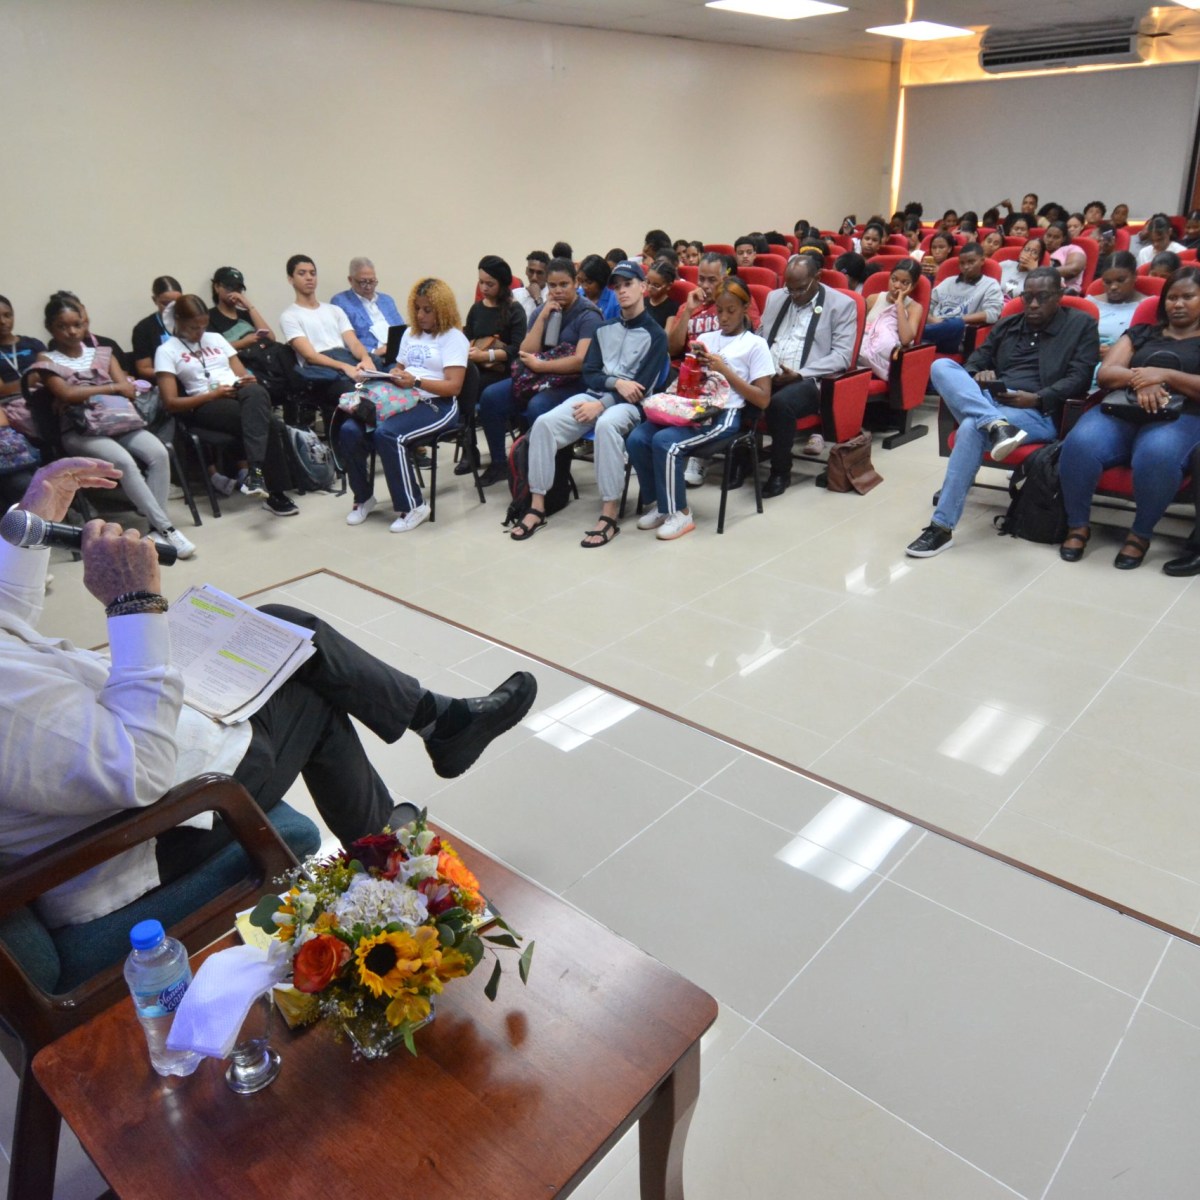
[166,944,289,1059]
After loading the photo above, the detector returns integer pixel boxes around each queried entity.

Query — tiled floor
[9,410,1200,1197]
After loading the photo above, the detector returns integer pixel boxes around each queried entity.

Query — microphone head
[0,508,43,550]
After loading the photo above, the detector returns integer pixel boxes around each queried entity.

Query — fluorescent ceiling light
[706,0,848,19]
[867,19,973,40]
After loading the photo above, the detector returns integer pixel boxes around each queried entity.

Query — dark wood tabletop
[34,841,717,1199]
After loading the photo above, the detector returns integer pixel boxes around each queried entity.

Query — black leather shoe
[425,672,538,778]
[478,462,509,488]
[727,457,748,491]
[1114,532,1151,570]
[1164,545,1200,576]
[762,473,791,498]
[454,446,480,476]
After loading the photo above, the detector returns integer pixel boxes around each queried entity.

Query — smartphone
[255,329,270,340]
[978,379,1008,396]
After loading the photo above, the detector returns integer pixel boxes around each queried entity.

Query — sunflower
[354,930,422,998]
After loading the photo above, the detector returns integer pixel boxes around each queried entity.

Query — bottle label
[159,977,189,1014]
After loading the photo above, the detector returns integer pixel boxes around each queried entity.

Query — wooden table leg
[638,1039,702,1200]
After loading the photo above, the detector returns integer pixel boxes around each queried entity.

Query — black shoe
[987,423,1027,463]
[478,462,509,488]
[1164,545,1200,576]
[1114,532,1150,570]
[726,452,748,491]
[762,472,791,498]
[906,523,954,558]
[425,671,537,778]
[240,466,268,498]
[454,446,480,476]
[262,493,300,517]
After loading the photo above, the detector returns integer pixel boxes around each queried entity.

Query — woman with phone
[858,259,924,382]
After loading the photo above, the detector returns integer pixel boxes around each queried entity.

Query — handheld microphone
[0,508,178,565]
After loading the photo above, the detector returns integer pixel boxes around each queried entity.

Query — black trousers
[185,384,291,492]
[763,377,820,474]
[156,605,423,881]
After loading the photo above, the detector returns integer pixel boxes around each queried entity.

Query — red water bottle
[678,350,702,399]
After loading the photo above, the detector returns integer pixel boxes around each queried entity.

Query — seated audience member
[673,238,691,259]
[1020,193,1039,218]
[1000,237,1047,299]
[839,216,857,237]
[155,295,297,514]
[1066,213,1086,240]
[460,256,528,474]
[857,221,886,262]
[1111,203,1130,230]
[834,252,870,292]
[921,232,956,281]
[906,268,1099,558]
[475,257,603,486]
[889,211,906,234]
[670,253,738,358]
[902,216,925,259]
[1090,251,1142,379]
[1150,251,1182,281]
[642,229,673,264]
[684,241,704,267]
[794,219,812,240]
[552,240,574,262]
[1180,211,1200,251]
[981,230,1005,258]
[1163,443,1200,574]
[939,210,959,234]
[756,254,859,491]
[981,206,1002,229]
[0,295,45,397]
[1136,215,1184,267]
[0,455,537,926]
[627,277,772,541]
[207,267,276,354]
[798,237,831,262]
[859,259,923,380]
[1083,201,1106,228]
[516,250,550,317]
[605,249,628,272]
[1042,222,1088,294]
[922,243,1003,354]
[577,254,619,321]
[35,295,195,559]
[130,276,182,382]
[644,259,681,329]
[764,231,791,254]
[1058,267,1200,569]
[1092,224,1118,269]
[735,235,759,271]
[509,260,667,546]
[957,212,979,238]
[1037,202,1067,228]
[330,257,404,358]
[47,292,131,373]
[280,254,374,401]
[339,278,467,533]
[1002,213,1032,239]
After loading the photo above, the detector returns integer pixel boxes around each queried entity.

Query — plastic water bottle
[123,919,202,1077]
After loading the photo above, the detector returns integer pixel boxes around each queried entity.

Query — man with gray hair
[331,257,404,359]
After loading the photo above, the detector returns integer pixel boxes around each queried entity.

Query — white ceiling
[363,0,1156,62]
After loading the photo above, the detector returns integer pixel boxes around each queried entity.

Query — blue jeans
[922,317,967,354]
[1059,406,1200,538]
[626,407,742,515]
[930,359,1057,530]
[478,378,581,463]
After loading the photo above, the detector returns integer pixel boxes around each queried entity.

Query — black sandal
[1059,526,1091,563]
[581,515,620,548]
[510,511,547,541]
[1114,531,1150,570]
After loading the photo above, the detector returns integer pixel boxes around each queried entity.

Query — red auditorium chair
[704,243,734,257]
[864,254,908,275]
[934,257,1002,286]
[738,265,778,290]
[885,235,909,250]
[823,233,853,253]
[819,268,849,289]
[746,283,772,316]
[668,279,694,309]
[754,253,789,282]
[1085,276,1163,301]
[678,264,698,284]
[781,234,799,252]
[1003,236,1028,249]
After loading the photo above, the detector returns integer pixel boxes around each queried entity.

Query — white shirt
[360,296,391,348]
[770,298,818,372]
[396,327,470,398]
[280,301,353,363]
[1136,240,1185,267]
[0,541,249,926]
[696,329,774,411]
[154,333,239,395]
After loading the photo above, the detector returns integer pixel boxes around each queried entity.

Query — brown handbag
[825,430,883,494]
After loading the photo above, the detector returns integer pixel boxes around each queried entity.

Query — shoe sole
[905,538,953,558]
[428,671,538,778]
[988,431,1027,463]
[390,509,430,533]
[637,517,667,531]
[263,504,300,517]
[657,521,695,541]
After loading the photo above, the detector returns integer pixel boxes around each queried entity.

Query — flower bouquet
[248,810,533,1058]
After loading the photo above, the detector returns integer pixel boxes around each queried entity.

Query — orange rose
[293,934,351,994]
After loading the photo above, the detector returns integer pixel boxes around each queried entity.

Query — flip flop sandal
[581,515,620,548]
[510,511,548,541]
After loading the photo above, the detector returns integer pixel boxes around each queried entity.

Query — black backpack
[502,434,574,527]
[283,422,337,493]
[995,441,1067,544]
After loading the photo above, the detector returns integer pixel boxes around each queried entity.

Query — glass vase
[342,999,436,1060]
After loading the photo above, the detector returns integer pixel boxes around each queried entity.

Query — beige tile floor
[7,409,1200,1196]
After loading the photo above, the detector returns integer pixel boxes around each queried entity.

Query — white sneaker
[346,497,377,526]
[158,527,196,559]
[656,511,696,541]
[684,457,705,486]
[389,503,431,533]
[801,433,826,456]
[637,507,667,530]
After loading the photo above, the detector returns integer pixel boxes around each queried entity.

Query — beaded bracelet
[105,591,169,618]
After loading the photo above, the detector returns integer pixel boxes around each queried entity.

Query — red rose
[293,935,351,993]
[346,832,399,874]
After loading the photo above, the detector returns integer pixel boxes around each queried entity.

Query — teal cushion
[0,907,61,993]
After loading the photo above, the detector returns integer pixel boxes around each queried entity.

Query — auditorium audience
[999,237,1046,299]
[859,259,923,380]
[518,251,550,317]
[627,276,771,541]
[1042,222,1087,294]
[922,243,1003,354]
[644,260,681,329]
[577,254,619,321]
[1090,251,1143,378]
[1059,267,1200,569]
[1083,201,1106,228]
[339,278,468,533]
[1110,203,1130,231]
[858,221,887,263]
[35,294,195,558]
[981,230,1005,258]
[1136,215,1185,267]
[130,276,182,382]
[330,257,404,358]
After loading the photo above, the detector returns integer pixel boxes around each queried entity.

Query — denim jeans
[921,317,967,354]
[1059,406,1200,537]
[478,378,582,463]
[930,359,1057,530]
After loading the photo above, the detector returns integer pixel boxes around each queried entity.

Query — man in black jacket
[907,268,1099,557]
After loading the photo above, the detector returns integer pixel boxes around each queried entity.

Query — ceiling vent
[979,19,1149,73]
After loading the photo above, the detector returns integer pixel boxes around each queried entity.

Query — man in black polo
[906,267,1099,557]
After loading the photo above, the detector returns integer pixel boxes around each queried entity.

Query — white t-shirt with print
[154,333,238,395]
[696,329,774,411]
[397,328,470,398]
[280,301,353,361]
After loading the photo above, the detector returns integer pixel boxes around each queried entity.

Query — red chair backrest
[704,243,734,257]
[1003,236,1028,248]
[837,287,867,365]
[885,235,909,249]
[738,265,778,289]
[934,257,1002,286]
[1113,227,1131,251]
[824,233,853,253]
[754,253,789,280]
[861,272,932,341]
[991,246,1048,266]
[747,283,772,316]
[1182,248,1198,262]
[921,232,964,253]
[678,264,698,283]
[819,268,849,289]
[1065,237,1099,292]
[865,254,908,275]
[1086,276,1164,299]
[1170,215,1186,240]
[1131,295,1159,325]
[782,234,799,252]
[668,279,695,308]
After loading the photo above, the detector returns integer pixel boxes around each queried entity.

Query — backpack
[284,423,337,493]
[994,440,1067,544]
[501,434,574,527]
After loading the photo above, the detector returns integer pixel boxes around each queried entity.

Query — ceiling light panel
[706,0,848,19]
[867,19,974,40]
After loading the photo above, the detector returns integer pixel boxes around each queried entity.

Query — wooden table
[33,844,717,1199]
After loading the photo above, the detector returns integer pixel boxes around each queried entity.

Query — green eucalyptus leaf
[483,958,503,1002]
[483,933,519,949]
[248,894,283,934]
[460,934,484,968]
[436,923,456,947]
[518,941,535,985]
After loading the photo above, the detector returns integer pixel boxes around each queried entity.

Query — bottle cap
[129,919,166,951]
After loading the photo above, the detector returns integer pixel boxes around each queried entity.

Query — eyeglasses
[353,278,378,288]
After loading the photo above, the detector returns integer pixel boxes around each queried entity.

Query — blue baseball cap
[609,259,646,282]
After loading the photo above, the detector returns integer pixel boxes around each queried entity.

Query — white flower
[332,874,428,931]
[295,891,317,921]
[398,853,440,884]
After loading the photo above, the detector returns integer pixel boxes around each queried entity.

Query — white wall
[898,64,1200,220]
[3,0,895,346]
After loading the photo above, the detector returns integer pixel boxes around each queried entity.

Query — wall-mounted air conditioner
[979,19,1151,73]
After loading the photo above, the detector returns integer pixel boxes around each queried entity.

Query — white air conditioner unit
[979,19,1150,73]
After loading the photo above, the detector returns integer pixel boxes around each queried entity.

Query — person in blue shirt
[330,257,404,359]
[577,254,620,321]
